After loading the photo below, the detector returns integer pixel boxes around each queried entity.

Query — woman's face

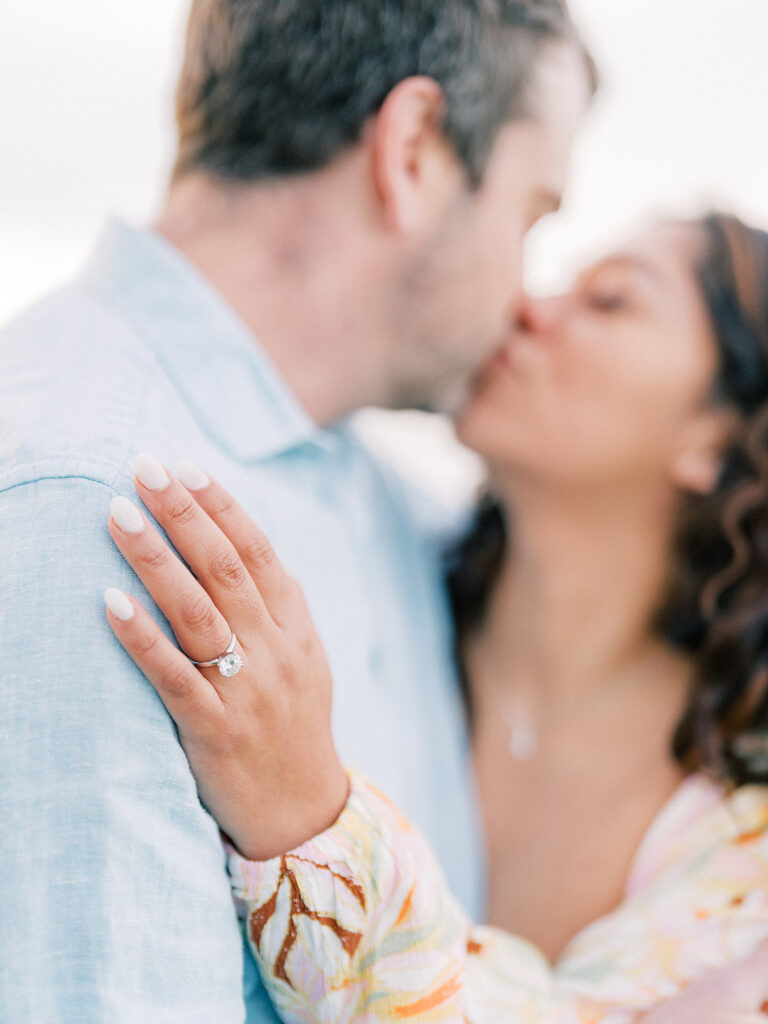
[457,223,725,492]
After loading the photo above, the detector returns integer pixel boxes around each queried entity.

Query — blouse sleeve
[226,771,768,1024]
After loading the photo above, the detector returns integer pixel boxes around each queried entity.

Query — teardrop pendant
[508,719,538,761]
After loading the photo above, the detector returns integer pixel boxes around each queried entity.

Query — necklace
[489,668,655,763]
[468,643,545,762]
[474,631,689,764]
[493,693,539,761]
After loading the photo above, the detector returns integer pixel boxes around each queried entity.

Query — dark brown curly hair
[448,213,768,786]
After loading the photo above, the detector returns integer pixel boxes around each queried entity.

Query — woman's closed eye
[576,259,658,317]
[584,287,629,314]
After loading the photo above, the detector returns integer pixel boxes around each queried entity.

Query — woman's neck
[467,473,693,958]
[473,474,690,710]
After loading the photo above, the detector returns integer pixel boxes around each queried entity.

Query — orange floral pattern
[227,772,768,1023]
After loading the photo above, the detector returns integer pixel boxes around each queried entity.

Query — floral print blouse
[227,770,768,1023]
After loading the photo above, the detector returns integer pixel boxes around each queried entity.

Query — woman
[103,212,768,1021]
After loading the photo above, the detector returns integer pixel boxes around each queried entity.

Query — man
[0,2,765,1021]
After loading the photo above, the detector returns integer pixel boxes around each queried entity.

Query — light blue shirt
[0,222,484,1023]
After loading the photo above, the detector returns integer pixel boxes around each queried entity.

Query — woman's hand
[104,453,350,862]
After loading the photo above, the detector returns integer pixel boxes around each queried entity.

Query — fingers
[131,454,271,632]
[104,587,222,732]
[175,459,299,626]
[108,493,238,665]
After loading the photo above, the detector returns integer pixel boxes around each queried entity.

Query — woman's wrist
[226,769,406,900]
[230,760,351,862]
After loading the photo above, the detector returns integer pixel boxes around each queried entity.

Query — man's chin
[389,372,473,419]
[427,375,477,420]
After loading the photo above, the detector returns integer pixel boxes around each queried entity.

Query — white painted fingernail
[176,459,211,492]
[110,496,145,534]
[133,453,170,491]
[105,587,135,621]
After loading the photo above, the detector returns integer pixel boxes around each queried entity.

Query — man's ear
[670,409,735,495]
[369,76,465,234]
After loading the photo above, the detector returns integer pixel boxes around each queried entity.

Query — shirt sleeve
[228,770,768,1024]
[0,475,258,1024]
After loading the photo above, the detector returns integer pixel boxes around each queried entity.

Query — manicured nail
[176,459,211,492]
[105,588,135,622]
[133,453,170,491]
[110,496,145,535]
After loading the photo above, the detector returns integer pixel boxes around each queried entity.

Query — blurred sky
[2,0,767,500]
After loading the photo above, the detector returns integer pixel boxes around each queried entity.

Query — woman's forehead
[587,222,706,285]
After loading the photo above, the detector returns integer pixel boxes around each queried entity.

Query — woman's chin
[453,406,485,454]
[455,409,512,467]
[455,405,553,481]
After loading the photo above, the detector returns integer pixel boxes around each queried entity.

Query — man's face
[390,42,593,412]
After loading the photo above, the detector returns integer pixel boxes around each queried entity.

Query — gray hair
[174,0,594,188]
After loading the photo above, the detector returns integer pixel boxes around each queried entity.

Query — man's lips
[487,336,523,374]
[491,345,515,370]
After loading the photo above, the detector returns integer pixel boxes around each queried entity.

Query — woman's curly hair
[448,213,768,786]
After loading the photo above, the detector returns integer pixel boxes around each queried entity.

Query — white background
[2,1,766,502]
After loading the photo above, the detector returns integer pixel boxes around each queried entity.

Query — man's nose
[515,295,563,337]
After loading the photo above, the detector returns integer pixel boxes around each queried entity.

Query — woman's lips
[480,334,545,393]
[469,341,518,396]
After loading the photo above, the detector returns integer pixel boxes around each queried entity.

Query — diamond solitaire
[218,651,244,678]
[188,631,243,677]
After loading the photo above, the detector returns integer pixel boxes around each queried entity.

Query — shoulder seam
[0,472,121,499]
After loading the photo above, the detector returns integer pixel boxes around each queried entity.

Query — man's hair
[173,0,593,188]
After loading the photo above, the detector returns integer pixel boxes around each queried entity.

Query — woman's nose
[516,295,563,337]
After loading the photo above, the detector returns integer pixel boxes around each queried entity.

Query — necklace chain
[493,694,539,761]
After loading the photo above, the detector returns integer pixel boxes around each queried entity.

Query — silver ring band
[189,632,243,678]
[189,631,237,667]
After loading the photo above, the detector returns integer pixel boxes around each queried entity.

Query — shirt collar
[78,219,339,463]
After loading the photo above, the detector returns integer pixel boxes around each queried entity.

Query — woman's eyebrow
[592,253,664,284]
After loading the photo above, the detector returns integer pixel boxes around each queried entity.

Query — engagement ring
[188,632,244,678]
